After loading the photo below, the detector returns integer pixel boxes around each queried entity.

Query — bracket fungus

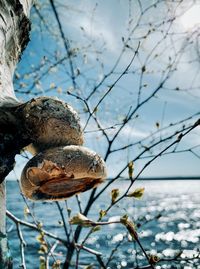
[17,96,107,201]
[20,146,107,201]
[22,97,84,154]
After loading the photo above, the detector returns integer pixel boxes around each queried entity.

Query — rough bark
[0,0,32,267]
[0,182,12,269]
[0,104,34,267]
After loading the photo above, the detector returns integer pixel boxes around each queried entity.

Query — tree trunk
[0,0,32,267]
[0,183,12,269]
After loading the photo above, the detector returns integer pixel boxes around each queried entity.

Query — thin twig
[83,42,140,131]
[56,202,70,242]
[6,210,68,246]
[16,223,26,269]
[46,241,59,269]
[49,0,77,89]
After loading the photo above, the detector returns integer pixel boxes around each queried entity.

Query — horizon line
[6,176,200,182]
[121,176,200,180]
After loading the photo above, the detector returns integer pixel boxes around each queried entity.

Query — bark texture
[0,0,31,106]
[0,183,12,269]
[0,0,32,267]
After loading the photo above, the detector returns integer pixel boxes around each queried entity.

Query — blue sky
[8,0,200,180]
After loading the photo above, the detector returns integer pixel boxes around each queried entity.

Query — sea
[6,179,200,269]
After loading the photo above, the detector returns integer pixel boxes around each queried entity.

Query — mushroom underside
[20,145,107,201]
[31,176,103,201]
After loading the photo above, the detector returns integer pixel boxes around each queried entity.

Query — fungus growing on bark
[22,97,84,154]
[18,96,107,201]
[20,146,107,201]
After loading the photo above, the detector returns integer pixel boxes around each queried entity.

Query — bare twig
[46,241,59,269]
[16,223,26,269]
[6,210,68,246]
[55,202,70,242]
[49,0,77,89]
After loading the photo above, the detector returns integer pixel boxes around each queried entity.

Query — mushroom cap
[20,145,107,201]
[22,97,83,153]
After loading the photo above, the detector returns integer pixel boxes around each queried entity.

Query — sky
[8,0,200,180]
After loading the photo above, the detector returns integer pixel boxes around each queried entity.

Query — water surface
[6,180,200,269]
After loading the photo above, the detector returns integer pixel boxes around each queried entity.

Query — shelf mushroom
[20,146,107,201]
[22,97,84,154]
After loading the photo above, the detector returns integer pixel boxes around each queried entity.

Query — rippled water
[6,180,200,269]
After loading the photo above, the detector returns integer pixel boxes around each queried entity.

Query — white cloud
[77,16,119,54]
[120,125,148,139]
[59,0,128,61]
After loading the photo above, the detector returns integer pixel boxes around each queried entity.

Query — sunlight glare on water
[6,179,200,268]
